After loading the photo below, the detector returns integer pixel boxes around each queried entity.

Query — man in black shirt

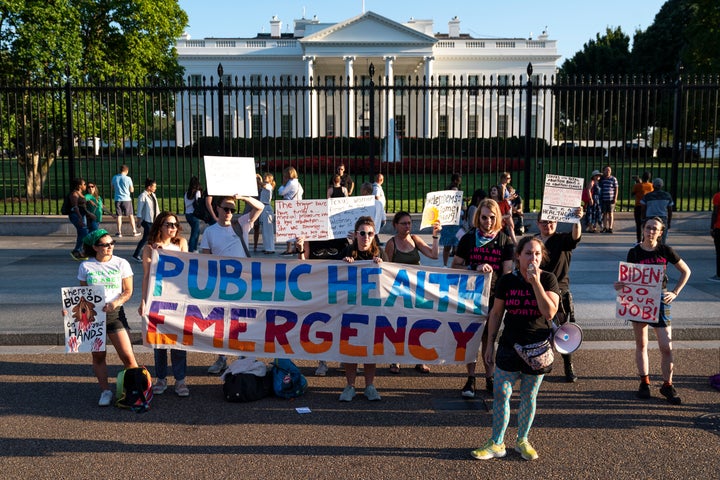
[535,207,584,382]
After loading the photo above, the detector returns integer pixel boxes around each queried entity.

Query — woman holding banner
[472,236,559,461]
[337,216,387,402]
[614,216,691,405]
[138,211,191,397]
[384,211,441,374]
[77,229,138,406]
[452,198,514,398]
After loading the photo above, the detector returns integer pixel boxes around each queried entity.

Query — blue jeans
[186,213,201,252]
[68,212,88,253]
[154,348,187,381]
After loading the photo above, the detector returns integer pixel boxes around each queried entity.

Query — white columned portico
[384,55,398,162]
[303,55,318,137]
[343,56,356,137]
[423,56,434,138]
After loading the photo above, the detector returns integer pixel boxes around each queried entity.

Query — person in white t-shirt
[76,229,138,406]
[200,195,264,373]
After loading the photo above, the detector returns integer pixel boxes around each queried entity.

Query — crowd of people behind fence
[64,163,711,462]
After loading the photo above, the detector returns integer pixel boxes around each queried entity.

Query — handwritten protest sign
[61,286,106,353]
[203,156,258,196]
[141,250,490,364]
[540,174,583,223]
[421,190,464,229]
[275,196,376,242]
[615,262,664,323]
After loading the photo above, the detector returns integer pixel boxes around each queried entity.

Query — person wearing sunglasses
[137,211,191,397]
[200,195,264,374]
[84,182,105,233]
[76,229,138,406]
[452,198,515,398]
[336,216,387,402]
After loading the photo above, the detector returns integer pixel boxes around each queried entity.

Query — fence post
[368,63,375,182]
[217,63,225,155]
[524,63,533,206]
[670,63,683,206]
[64,69,75,182]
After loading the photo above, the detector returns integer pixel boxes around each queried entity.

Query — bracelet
[296,249,305,254]
[432,235,439,239]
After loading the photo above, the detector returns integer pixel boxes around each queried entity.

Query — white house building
[174,10,560,149]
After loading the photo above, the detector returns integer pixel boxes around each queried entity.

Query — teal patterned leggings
[490,367,545,444]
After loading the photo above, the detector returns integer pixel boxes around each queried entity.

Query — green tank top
[389,236,421,265]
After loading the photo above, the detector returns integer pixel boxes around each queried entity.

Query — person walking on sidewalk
[138,211,191,397]
[614,217,691,405]
[535,207,584,382]
[110,164,140,237]
[68,177,90,260]
[599,165,619,233]
[711,188,720,283]
[471,236,560,462]
[76,229,138,406]
[132,178,159,262]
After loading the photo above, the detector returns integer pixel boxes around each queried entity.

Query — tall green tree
[0,0,187,199]
[559,26,632,77]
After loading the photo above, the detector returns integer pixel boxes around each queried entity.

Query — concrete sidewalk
[0,214,718,345]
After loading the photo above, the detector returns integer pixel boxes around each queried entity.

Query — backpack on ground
[115,366,153,413]
[271,358,308,399]
[192,192,212,223]
[223,372,273,402]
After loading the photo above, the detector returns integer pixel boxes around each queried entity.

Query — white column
[423,56,434,138]
[344,55,355,137]
[303,55,317,137]
[384,55,397,161]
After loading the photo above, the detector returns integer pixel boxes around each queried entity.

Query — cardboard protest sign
[275,196,376,242]
[61,286,106,353]
[421,190,464,229]
[615,262,664,323]
[141,249,490,364]
[541,174,583,223]
[203,156,258,196]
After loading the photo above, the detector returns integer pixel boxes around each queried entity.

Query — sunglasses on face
[87,184,95,188]
[221,207,236,213]
[163,222,178,228]
[357,230,375,238]
[480,215,496,221]
[95,240,116,247]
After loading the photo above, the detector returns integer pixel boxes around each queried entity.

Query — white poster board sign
[421,190,464,229]
[203,156,258,196]
[61,286,106,353]
[615,262,664,323]
[541,174,584,223]
[275,196,376,242]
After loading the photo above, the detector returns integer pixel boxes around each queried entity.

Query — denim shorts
[630,301,671,328]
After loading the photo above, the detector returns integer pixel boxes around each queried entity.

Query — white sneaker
[98,389,114,406]
[315,361,328,376]
[339,385,356,402]
[174,381,190,397]
[152,378,167,394]
[208,356,227,374]
[132,231,142,237]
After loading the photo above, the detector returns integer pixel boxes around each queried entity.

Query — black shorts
[106,306,130,334]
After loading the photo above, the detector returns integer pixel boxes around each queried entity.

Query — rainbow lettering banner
[141,250,489,364]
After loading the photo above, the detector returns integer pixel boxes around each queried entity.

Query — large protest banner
[141,250,489,364]
[615,261,664,323]
[421,190,464,229]
[540,174,583,223]
[275,196,376,242]
[203,156,258,196]
[61,286,106,353]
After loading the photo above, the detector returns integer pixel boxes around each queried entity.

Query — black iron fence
[1,64,719,216]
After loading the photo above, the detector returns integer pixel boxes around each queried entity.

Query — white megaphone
[552,322,583,354]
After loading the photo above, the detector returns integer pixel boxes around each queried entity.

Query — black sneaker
[461,376,476,398]
[485,376,494,393]
[659,384,682,405]
[637,382,651,399]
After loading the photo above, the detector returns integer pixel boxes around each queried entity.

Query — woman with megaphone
[471,236,560,462]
